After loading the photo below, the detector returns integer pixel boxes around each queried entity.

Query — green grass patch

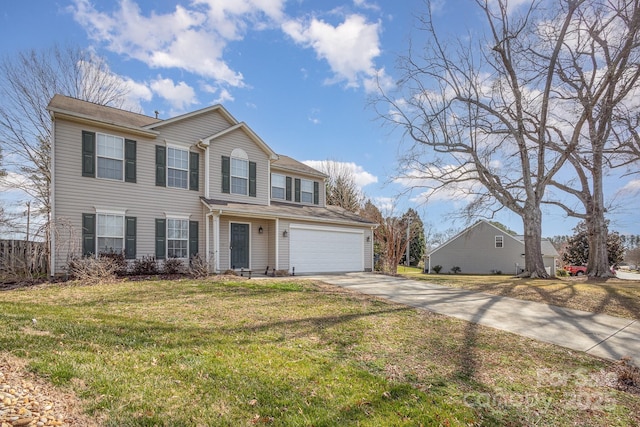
[1,278,639,426]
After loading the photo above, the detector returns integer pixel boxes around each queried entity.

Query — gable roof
[145,104,239,130]
[272,155,328,179]
[47,94,160,137]
[428,220,558,258]
[202,122,278,160]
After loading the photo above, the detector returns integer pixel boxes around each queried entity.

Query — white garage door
[290,224,364,273]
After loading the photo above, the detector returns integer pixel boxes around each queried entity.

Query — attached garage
[289,224,364,273]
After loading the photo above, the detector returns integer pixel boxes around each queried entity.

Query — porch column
[205,213,211,272]
[213,212,221,272]
[275,218,279,270]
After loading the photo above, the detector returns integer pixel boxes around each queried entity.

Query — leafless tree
[542,0,640,277]
[0,45,132,269]
[376,0,588,278]
[0,44,131,219]
[313,160,364,213]
[360,199,416,274]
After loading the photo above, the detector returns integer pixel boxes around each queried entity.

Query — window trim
[167,146,190,189]
[301,179,314,204]
[271,173,286,200]
[167,217,190,259]
[96,210,126,254]
[231,157,249,195]
[495,235,504,248]
[96,132,125,181]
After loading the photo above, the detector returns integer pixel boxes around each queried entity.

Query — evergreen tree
[563,221,624,267]
[401,208,426,267]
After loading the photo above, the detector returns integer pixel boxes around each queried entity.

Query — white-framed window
[495,235,504,248]
[231,157,248,195]
[97,133,124,180]
[271,173,285,199]
[167,218,189,258]
[167,147,189,189]
[301,179,313,203]
[97,213,124,253]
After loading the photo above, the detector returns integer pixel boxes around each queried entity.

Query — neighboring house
[427,220,559,276]
[48,95,376,275]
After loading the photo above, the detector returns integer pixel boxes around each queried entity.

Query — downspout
[196,138,210,199]
[49,114,56,276]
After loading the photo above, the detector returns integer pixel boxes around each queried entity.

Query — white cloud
[282,14,384,92]
[70,0,288,88]
[150,78,197,110]
[372,196,395,213]
[618,179,640,194]
[302,160,378,189]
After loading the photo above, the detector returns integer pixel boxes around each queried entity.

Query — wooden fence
[0,239,48,278]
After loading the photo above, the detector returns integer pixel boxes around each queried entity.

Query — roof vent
[154,110,159,119]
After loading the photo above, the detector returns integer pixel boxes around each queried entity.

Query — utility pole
[25,201,31,241]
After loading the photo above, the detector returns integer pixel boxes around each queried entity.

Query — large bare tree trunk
[523,206,548,278]
[587,159,613,277]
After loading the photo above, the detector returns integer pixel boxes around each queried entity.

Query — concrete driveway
[307,272,639,365]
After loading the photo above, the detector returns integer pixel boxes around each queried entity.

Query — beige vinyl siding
[52,120,205,273]
[277,219,292,271]
[210,129,270,205]
[364,228,373,271]
[270,167,326,207]
[151,111,233,144]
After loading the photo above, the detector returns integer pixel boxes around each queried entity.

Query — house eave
[49,108,159,138]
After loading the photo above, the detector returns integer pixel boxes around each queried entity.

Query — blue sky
[1,0,638,239]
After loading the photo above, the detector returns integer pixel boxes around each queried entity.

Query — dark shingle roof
[202,198,375,226]
[272,155,327,178]
[48,94,160,129]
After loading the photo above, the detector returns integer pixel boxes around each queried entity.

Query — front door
[230,223,250,269]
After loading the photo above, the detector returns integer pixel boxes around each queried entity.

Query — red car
[563,265,587,276]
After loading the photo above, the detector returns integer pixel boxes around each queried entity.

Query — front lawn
[399,271,640,320]
[1,277,639,426]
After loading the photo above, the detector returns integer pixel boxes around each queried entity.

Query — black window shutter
[82,213,96,256]
[125,216,136,259]
[189,221,199,258]
[82,131,95,178]
[155,146,166,187]
[155,219,166,260]
[314,181,319,205]
[249,161,257,197]
[189,152,199,191]
[294,178,301,202]
[285,177,292,201]
[124,139,136,183]
[221,156,230,193]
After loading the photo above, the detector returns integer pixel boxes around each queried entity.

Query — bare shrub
[189,254,210,278]
[223,269,238,276]
[99,252,127,275]
[163,258,184,275]
[274,269,289,277]
[67,256,118,284]
[132,256,158,276]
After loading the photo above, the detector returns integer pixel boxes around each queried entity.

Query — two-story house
[48,95,376,276]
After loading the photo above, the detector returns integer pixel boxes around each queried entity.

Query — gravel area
[0,354,96,427]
